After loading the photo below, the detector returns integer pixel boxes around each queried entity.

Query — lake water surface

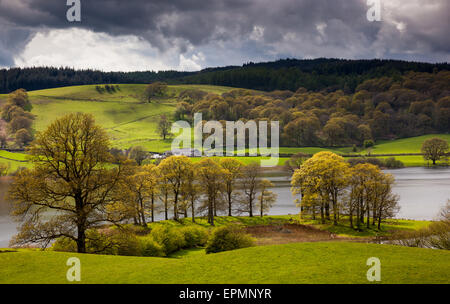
[1,167,449,247]
[263,167,450,221]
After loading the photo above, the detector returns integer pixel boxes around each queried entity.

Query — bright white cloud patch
[14,28,204,72]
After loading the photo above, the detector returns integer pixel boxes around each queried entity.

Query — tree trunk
[372,205,377,226]
[139,199,146,227]
[349,210,353,229]
[208,197,214,226]
[320,204,325,224]
[332,192,338,225]
[228,193,232,216]
[173,190,179,221]
[213,197,217,217]
[77,224,86,253]
[191,198,195,223]
[366,202,370,229]
[151,194,155,223]
[75,194,87,253]
[325,202,330,221]
[377,206,383,230]
[164,192,168,220]
[260,196,264,217]
[356,198,361,231]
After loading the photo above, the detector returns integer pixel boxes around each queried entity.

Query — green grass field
[362,134,450,154]
[0,150,31,172]
[4,84,236,153]
[1,242,448,283]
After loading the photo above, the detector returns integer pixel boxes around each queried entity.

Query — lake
[263,167,450,221]
[1,167,449,247]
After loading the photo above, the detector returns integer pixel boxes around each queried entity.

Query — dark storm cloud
[0,0,448,68]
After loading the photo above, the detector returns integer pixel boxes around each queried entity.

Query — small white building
[164,148,201,157]
[150,153,164,159]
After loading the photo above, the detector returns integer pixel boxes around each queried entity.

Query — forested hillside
[176,71,450,145]
[1,58,449,94]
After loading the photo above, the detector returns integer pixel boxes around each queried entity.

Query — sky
[0,0,449,72]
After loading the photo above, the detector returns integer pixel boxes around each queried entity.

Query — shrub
[348,157,404,169]
[150,225,186,254]
[205,226,254,254]
[180,226,209,248]
[139,236,165,257]
[112,230,142,256]
[384,157,404,168]
[52,236,77,252]
[51,229,142,256]
[364,139,375,148]
[348,157,384,167]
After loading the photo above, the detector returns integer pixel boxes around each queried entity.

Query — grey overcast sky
[0,0,449,71]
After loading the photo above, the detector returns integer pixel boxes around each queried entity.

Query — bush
[348,157,404,169]
[150,225,186,255]
[51,229,142,256]
[139,236,165,257]
[112,230,142,256]
[348,157,384,167]
[205,226,254,254]
[364,139,375,148]
[52,236,77,252]
[180,226,209,248]
[384,157,404,168]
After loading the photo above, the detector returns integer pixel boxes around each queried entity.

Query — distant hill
[1,58,449,93]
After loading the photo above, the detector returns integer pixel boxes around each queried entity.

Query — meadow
[1,242,448,284]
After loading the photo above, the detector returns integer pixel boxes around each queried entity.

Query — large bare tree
[8,113,129,253]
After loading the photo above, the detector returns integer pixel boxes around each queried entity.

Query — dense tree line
[178,58,450,93]
[1,58,449,93]
[176,71,450,146]
[0,67,189,94]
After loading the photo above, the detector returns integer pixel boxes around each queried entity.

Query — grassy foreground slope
[1,242,448,284]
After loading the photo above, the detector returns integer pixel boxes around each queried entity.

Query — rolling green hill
[16,84,236,153]
[1,242,448,284]
[0,84,449,171]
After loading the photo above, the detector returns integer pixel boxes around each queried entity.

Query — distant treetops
[175,71,450,148]
[0,89,34,149]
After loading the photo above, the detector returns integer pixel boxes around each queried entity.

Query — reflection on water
[1,167,449,247]
[0,177,16,248]
[263,167,450,221]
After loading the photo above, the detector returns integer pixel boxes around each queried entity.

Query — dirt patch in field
[245,224,356,245]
